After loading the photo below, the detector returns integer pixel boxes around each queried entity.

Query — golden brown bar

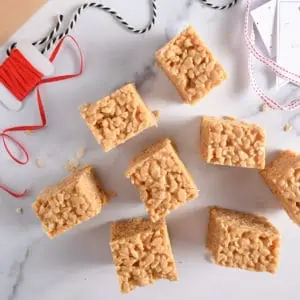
[110,217,178,294]
[261,150,300,225]
[156,25,227,104]
[80,83,157,152]
[207,206,280,273]
[32,165,107,238]
[126,138,199,222]
[200,116,265,169]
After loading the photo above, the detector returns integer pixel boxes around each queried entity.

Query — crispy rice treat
[200,116,265,169]
[261,150,300,225]
[32,165,107,238]
[110,217,178,294]
[207,207,280,273]
[126,138,199,222]
[80,83,157,152]
[156,25,227,104]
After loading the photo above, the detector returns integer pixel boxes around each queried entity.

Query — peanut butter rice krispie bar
[80,83,157,152]
[126,138,199,222]
[156,25,227,104]
[207,206,280,273]
[32,165,107,238]
[261,150,300,225]
[110,217,178,294]
[200,116,265,169]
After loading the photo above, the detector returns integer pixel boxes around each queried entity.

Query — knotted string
[0,36,84,197]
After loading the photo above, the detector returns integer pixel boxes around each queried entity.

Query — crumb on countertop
[152,110,160,118]
[107,191,117,199]
[260,103,269,112]
[283,123,292,132]
[76,147,86,160]
[65,147,86,172]
[35,157,45,168]
[223,116,236,121]
[16,207,23,214]
[65,158,79,172]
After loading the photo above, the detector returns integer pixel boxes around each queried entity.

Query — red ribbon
[0,36,84,197]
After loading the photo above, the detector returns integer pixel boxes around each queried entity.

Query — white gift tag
[251,0,289,89]
[251,0,276,58]
[0,41,54,111]
[276,0,300,89]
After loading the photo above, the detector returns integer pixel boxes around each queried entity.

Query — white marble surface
[1,0,300,299]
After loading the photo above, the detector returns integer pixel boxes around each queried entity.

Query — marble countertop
[1,0,300,299]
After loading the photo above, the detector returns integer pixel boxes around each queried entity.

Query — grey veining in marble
[1,0,300,299]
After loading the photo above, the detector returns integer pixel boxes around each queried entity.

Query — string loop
[199,0,238,10]
[7,0,157,55]
[7,15,64,56]
[0,184,28,198]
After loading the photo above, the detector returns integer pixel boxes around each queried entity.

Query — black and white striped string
[7,0,157,56]
[7,14,64,56]
[199,0,238,10]
[6,0,240,56]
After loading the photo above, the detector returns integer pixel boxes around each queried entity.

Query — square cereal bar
[261,150,300,225]
[126,138,199,222]
[200,116,265,169]
[207,206,280,273]
[156,25,227,104]
[80,83,157,152]
[110,217,178,294]
[32,165,107,238]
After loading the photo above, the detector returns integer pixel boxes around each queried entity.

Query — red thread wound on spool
[0,36,84,198]
[0,50,43,101]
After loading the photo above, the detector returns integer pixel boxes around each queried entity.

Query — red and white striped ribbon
[245,0,300,110]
